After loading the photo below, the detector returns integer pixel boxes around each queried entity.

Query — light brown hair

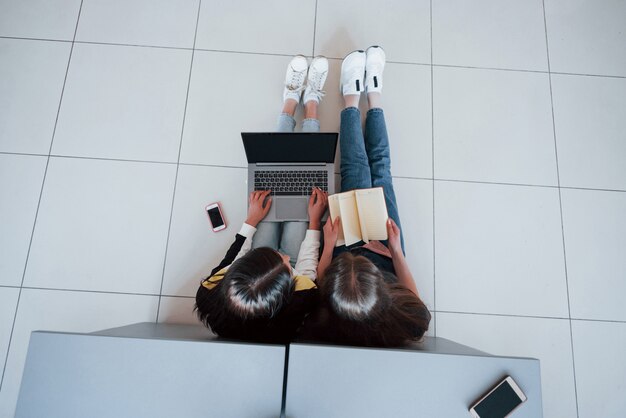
[304,252,431,347]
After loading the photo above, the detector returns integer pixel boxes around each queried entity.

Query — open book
[328,187,389,247]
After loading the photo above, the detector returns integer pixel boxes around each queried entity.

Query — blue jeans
[277,113,320,132]
[251,221,308,269]
[251,113,321,267]
[339,107,404,252]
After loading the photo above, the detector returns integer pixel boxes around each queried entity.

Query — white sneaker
[303,56,328,104]
[283,55,308,103]
[365,46,385,93]
[340,50,366,96]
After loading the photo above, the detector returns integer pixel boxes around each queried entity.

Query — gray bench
[15,323,285,418]
[286,340,542,417]
[16,322,542,417]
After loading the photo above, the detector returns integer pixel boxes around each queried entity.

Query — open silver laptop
[242,132,338,221]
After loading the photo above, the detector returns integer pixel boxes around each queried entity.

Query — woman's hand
[386,218,418,295]
[307,187,328,230]
[245,190,272,227]
[317,215,341,280]
[323,216,341,249]
[386,218,403,257]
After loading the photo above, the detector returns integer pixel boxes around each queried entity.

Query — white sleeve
[233,223,257,262]
[293,230,322,281]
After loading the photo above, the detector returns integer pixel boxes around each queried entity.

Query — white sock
[367,92,382,109]
[344,94,360,109]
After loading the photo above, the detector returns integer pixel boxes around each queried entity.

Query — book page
[355,187,388,242]
[327,194,345,246]
[337,190,362,246]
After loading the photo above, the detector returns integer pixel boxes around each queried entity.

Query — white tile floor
[0,0,624,417]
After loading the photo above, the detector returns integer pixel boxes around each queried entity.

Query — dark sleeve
[209,233,247,277]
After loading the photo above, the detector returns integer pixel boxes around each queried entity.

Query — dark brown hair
[195,247,295,342]
[302,252,431,347]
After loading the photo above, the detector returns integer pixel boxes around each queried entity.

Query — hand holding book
[386,218,402,256]
[323,216,342,249]
[327,187,389,247]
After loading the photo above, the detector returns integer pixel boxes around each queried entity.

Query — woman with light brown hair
[300,47,431,347]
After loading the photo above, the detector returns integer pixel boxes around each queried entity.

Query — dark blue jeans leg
[364,108,405,252]
[340,107,372,191]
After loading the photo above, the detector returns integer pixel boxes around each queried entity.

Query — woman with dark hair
[195,188,326,343]
[301,46,431,347]
[195,55,329,343]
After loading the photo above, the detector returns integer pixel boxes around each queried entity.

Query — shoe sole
[366,45,384,53]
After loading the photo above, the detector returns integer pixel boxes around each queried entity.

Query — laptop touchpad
[276,198,308,220]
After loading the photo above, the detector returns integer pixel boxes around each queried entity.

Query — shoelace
[287,68,307,91]
[307,70,327,99]
[306,86,326,101]
[286,84,305,94]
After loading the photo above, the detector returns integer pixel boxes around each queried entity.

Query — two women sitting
[195,47,431,347]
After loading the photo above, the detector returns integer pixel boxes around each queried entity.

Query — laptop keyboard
[254,170,329,196]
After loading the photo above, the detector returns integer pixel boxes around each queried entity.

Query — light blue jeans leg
[278,222,309,269]
[251,222,281,250]
[277,113,320,133]
[340,107,372,191]
[302,118,320,132]
[269,113,317,268]
[251,222,305,269]
[252,113,296,258]
[364,108,405,252]
[277,113,296,132]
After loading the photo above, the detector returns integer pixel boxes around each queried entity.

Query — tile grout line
[0,35,73,43]
[0,151,49,158]
[3,284,198,300]
[311,0,318,57]
[549,70,626,80]
[17,286,161,298]
[155,0,203,323]
[5,282,626,322]
[435,177,557,189]
[45,154,178,165]
[435,178,626,193]
[2,35,626,79]
[433,62,547,74]
[435,310,571,321]
[4,282,625,321]
[0,0,85,393]
[75,39,192,51]
[5,150,626,193]
[542,1,579,416]
[569,317,626,324]
[430,0,436,338]
[436,309,626,324]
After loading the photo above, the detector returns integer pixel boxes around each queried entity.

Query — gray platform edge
[89,322,540,362]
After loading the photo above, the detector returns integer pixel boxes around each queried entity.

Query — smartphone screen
[473,379,523,418]
[207,206,224,228]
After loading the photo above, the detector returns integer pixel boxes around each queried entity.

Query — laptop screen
[241,132,338,163]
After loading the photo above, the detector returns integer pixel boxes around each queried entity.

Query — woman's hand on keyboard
[307,187,328,230]
[245,190,272,227]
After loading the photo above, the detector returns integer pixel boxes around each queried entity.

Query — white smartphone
[205,202,227,232]
[469,376,527,418]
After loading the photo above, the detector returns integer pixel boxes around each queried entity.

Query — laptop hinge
[255,162,326,166]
